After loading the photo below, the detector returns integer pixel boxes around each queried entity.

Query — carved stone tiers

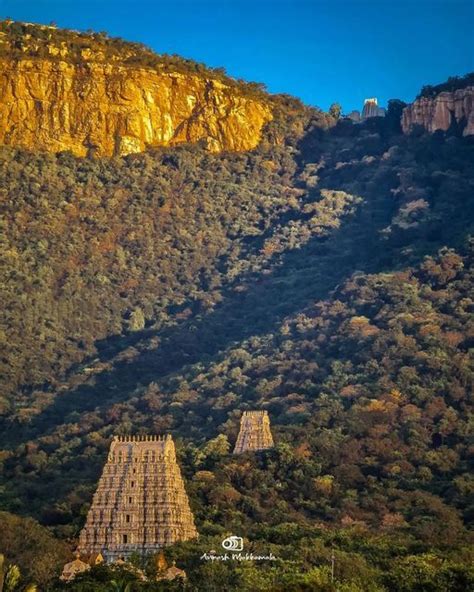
[233,411,274,454]
[78,435,197,561]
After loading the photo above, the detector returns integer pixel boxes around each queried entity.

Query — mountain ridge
[0,20,275,156]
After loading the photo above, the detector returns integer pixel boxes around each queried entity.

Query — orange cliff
[0,23,273,157]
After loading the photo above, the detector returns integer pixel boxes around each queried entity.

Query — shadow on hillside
[3,230,374,444]
[2,123,462,446]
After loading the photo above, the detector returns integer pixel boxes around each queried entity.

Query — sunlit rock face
[402,87,474,136]
[0,30,272,157]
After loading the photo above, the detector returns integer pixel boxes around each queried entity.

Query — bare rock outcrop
[401,86,474,136]
[0,23,272,157]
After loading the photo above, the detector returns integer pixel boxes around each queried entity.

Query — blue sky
[0,0,472,112]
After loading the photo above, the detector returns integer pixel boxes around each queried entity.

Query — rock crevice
[0,58,272,156]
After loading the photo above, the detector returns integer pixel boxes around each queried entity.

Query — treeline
[419,72,474,98]
[0,19,269,99]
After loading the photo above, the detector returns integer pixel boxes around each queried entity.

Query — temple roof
[60,555,91,582]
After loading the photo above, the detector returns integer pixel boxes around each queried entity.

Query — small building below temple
[60,554,91,582]
[155,551,187,581]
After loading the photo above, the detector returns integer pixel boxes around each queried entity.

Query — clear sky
[0,0,472,112]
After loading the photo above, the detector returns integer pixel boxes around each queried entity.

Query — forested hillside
[0,69,473,590]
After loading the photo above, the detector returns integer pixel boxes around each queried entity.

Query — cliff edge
[401,86,474,136]
[0,21,273,156]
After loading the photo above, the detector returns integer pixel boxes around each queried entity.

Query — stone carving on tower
[233,410,274,454]
[77,435,197,561]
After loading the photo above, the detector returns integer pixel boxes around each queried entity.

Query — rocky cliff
[401,86,474,136]
[0,22,272,156]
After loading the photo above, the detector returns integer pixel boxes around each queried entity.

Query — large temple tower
[233,410,274,454]
[78,435,197,561]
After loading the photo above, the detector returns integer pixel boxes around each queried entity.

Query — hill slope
[0,24,473,591]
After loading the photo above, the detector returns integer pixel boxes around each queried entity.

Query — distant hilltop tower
[347,98,386,123]
[362,98,386,119]
[233,410,274,454]
[78,435,197,562]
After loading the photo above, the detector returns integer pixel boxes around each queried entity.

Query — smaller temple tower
[233,410,274,454]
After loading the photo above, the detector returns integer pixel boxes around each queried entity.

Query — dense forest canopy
[0,56,473,591]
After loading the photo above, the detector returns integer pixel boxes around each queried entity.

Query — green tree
[0,555,37,592]
[329,103,342,119]
[202,434,231,459]
[107,580,133,592]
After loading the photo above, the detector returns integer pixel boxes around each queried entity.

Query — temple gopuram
[77,434,197,561]
[233,410,274,454]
